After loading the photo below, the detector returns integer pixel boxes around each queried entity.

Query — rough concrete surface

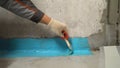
[0,51,101,68]
[32,0,107,37]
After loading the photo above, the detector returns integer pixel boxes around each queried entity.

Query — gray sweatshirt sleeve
[0,0,45,23]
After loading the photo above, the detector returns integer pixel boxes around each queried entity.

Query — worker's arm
[0,0,68,37]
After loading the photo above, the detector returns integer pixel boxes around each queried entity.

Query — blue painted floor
[0,37,91,58]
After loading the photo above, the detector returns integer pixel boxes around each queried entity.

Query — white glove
[48,18,68,37]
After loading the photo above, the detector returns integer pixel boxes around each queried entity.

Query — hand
[48,18,68,37]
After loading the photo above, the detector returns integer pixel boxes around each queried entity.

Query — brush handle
[61,30,69,39]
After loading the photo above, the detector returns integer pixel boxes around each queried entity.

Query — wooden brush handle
[62,30,69,39]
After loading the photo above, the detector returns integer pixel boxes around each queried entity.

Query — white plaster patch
[32,0,107,37]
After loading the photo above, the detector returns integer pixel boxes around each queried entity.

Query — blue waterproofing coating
[0,37,91,58]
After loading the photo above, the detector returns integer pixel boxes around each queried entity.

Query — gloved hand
[48,18,68,37]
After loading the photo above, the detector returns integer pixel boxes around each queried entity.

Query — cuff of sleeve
[30,10,45,23]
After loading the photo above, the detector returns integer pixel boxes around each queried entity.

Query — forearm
[0,0,68,37]
[0,0,46,23]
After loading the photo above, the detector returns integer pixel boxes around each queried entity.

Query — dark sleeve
[0,0,45,23]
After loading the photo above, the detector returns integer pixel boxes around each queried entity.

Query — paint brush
[62,31,73,54]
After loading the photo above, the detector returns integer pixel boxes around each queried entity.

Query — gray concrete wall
[119,0,120,45]
[0,0,110,48]
[106,0,119,46]
[32,0,107,37]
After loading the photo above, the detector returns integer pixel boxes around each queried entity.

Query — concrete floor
[0,51,102,68]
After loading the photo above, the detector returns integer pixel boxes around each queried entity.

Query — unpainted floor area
[0,51,102,68]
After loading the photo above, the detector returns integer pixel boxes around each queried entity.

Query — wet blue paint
[0,37,91,58]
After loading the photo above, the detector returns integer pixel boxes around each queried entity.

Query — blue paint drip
[0,37,91,58]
